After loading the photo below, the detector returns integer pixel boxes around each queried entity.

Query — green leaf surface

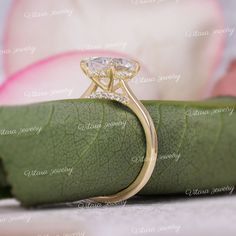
[0,98,235,206]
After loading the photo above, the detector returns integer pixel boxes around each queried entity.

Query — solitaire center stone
[81,57,140,80]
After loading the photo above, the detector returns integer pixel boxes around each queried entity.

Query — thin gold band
[80,57,158,203]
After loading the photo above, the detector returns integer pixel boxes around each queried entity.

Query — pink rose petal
[3,0,225,100]
[212,60,236,97]
[0,50,153,105]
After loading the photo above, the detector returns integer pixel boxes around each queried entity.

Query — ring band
[80,57,158,203]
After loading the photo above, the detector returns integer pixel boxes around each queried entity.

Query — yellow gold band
[80,57,158,203]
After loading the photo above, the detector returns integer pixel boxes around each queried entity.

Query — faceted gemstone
[83,57,111,77]
[81,57,139,80]
[88,91,129,104]
[112,58,139,79]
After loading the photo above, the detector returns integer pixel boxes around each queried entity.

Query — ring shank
[81,80,158,203]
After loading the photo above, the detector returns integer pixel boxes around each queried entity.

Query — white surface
[0,195,236,236]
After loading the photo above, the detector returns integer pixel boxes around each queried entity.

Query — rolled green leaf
[0,98,235,206]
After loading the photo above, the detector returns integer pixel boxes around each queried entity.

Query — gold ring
[80,57,158,203]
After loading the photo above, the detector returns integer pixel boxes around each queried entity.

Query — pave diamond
[88,91,129,104]
[81,57,140,80]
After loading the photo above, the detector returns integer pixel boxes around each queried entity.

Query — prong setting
[80,57,140,104]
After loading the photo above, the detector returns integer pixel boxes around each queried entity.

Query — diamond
[81,57,139,104]
[88,91,129,104]
[112,58,140,79]
[81,57,140,80]
[81,57,112,78]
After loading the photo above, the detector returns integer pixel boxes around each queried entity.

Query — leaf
[0,97,235,206]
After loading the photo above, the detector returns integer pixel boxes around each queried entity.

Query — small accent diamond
[88,92,129,104]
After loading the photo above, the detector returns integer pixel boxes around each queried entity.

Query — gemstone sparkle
[81,57,140,80]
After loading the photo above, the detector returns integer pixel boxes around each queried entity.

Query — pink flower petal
[3,0,224,100]
[0,50,153,105]
[212,60,236,97]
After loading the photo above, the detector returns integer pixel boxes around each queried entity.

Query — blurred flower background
[0,0,235,105]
